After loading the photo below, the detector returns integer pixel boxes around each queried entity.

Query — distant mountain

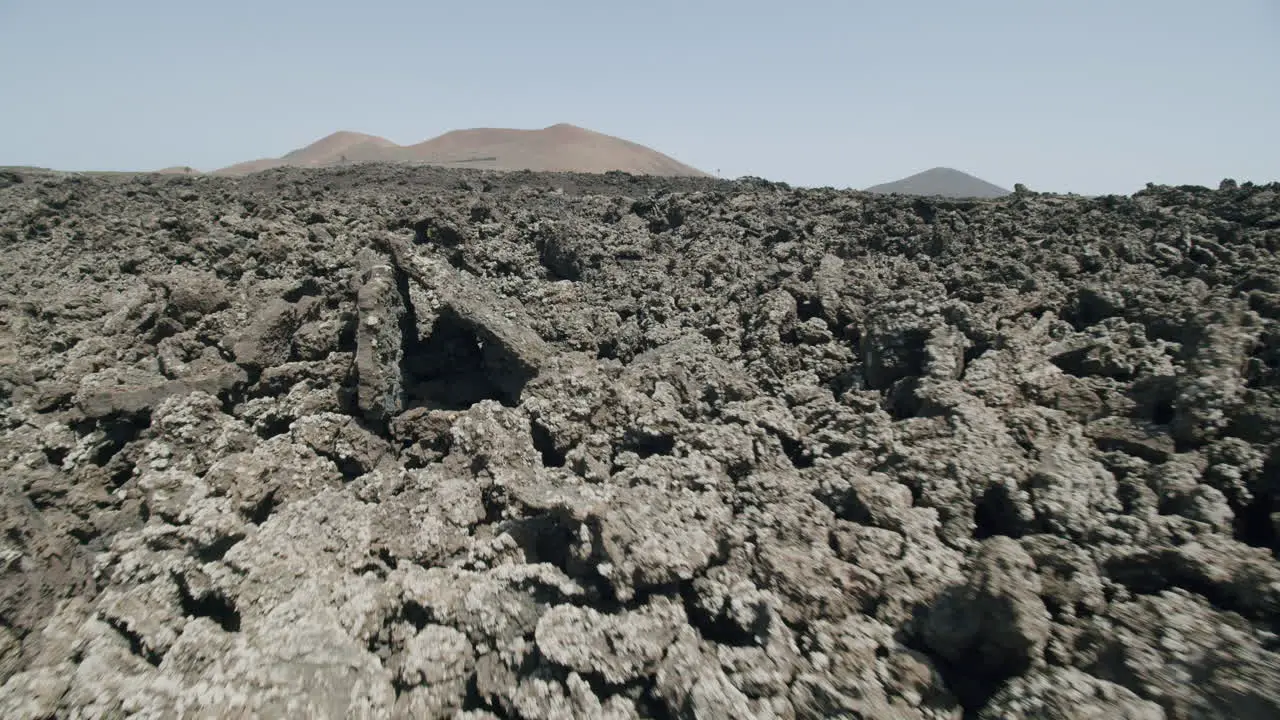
[212,131,397,175]
[865,167,1010,199]
[212,124,708,177]
[281,130,398,165]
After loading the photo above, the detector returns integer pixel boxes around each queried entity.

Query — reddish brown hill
[213,158,287,176]
[215,131,396,176]
[401,124,706,175]
[280,131,398,165]
[213,124,706,177]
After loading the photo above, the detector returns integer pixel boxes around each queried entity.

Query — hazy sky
[1,0,1276,194]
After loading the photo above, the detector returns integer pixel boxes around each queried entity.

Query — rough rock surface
[2,165,1279,718]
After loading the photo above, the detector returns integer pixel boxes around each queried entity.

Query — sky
[0,0,1276,195]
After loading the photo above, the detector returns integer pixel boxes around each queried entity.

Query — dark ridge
[389,249,421,422]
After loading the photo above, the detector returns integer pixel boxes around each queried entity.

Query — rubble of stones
[1,162,1278,718]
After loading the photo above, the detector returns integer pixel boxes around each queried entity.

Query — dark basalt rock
[1,164,1278,717]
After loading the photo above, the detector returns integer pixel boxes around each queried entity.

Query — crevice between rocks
[195,533,243,563]
[405,313,518,410]
[677,580,761,648]
[973,484,1028,540]
[105,617,163,667]
[1237,491,1278,552]
[530,420,567,468]
[247,489,279,525]
[174,572,241,633]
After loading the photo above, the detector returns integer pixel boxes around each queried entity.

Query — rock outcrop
[2,165,1278,717]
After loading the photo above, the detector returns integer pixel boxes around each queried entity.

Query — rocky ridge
[0,165,1278,718]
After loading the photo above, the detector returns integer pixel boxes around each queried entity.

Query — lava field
[1,165,1279,718]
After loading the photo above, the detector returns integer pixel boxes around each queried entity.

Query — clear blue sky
[1,0,1276,194]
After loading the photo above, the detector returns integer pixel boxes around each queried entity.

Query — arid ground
[1,165,1278,718]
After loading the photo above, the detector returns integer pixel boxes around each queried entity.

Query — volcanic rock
[1,164,1278,717]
